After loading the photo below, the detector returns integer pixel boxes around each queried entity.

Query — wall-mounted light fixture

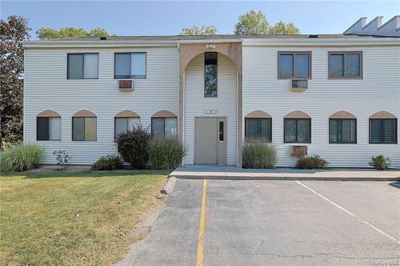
[206,44,216,49]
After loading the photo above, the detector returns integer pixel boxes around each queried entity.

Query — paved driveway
[126,179,400,266]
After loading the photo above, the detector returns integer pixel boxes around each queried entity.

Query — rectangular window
[245,118,272,142]
[329,52,362,78]
[114,117,140,138]
[284,118,311,143]
[114,52,146,79]
[329,119,357,143]
[67,53,98,79]
[204,52,218,97]
[37,117,61,141]
[151,117,177,140]
[278,52,311,79]
[369,119,397,144]
[72,117,97,141]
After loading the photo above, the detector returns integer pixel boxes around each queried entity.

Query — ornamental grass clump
[0,144,43,172]
[242,140,277,169]
[149,138,187,170]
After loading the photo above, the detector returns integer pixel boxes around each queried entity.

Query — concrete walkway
[170,165,400,181]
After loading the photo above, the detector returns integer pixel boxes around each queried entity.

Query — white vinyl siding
[243,45,400,168]
[24,47,178,164]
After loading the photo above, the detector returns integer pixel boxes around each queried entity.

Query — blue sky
[2,1,399,39]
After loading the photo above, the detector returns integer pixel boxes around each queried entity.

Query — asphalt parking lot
[126,179,400,266]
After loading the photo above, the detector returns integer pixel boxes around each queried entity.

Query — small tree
[36,27,112,40]
[269,21,299,35]
[181,25,217,35]
[234,10,269,35]
[116,124,150,169]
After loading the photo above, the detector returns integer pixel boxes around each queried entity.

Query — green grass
[0,171,167,265]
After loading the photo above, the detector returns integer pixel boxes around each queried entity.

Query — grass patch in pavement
[0,171,167,265]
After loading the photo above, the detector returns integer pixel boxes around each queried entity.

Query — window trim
[369,118,398,144]
[277,51,312,80]
[67,53,99,80]
[328,51,363,79]
[114,52,147,79]
[36,117,62,141]
[151,117,178,140]
[329,118,357,144]
[283,118,312,143]
[244,118,272,143]
[114,117,140,141]
[72,117,97,141]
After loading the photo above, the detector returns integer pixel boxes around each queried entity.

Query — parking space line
[196,178,207,266]
[296,181,400,245]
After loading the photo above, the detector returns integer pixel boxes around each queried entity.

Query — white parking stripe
[296,181,400,245]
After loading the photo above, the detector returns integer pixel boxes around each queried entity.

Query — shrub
[369,155,391,170]
[296,155,328,169]
[92,155,123,171]
[242,140,277,169]
[53,150,72,169]
[149,138,187,170]
[0,144,43,172]
[116,124,150,169]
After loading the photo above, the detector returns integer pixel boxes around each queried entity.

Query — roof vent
[308,34,319,38]
[100,36,107,40]
[344,16,400,37]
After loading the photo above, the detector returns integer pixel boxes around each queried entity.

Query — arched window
[329,111,357,144]
[114,110,140,138]
[244,110,272,142]
[37,110,61,141]
[72,110,97,141]
[151,110,177,140]
[284,111,311,143]
[369,111,397,144]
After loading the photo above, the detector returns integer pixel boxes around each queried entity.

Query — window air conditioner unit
[119,80,134,91]
[290,79,308,92]
[291,145,308,157]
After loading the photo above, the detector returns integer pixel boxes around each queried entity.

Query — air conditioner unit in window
[290,79,308,92]
[119,80,134,91]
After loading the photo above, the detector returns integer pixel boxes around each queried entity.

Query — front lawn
[0,171,167,265]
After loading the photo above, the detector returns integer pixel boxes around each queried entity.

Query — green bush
[242,140,277,169]
[369,155,391,170]
[116,124,150,169]
[149,138,187,170]
[0,144,43,172]
[296,155,328,169]
[92,155,122,171]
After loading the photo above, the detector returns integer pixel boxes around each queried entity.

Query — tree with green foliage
[0,16,31,149]
[36,27,112,39]
[234,10,300,35]
[181,25,217,35]
[269,21,300,35]
[234,10,269,35]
